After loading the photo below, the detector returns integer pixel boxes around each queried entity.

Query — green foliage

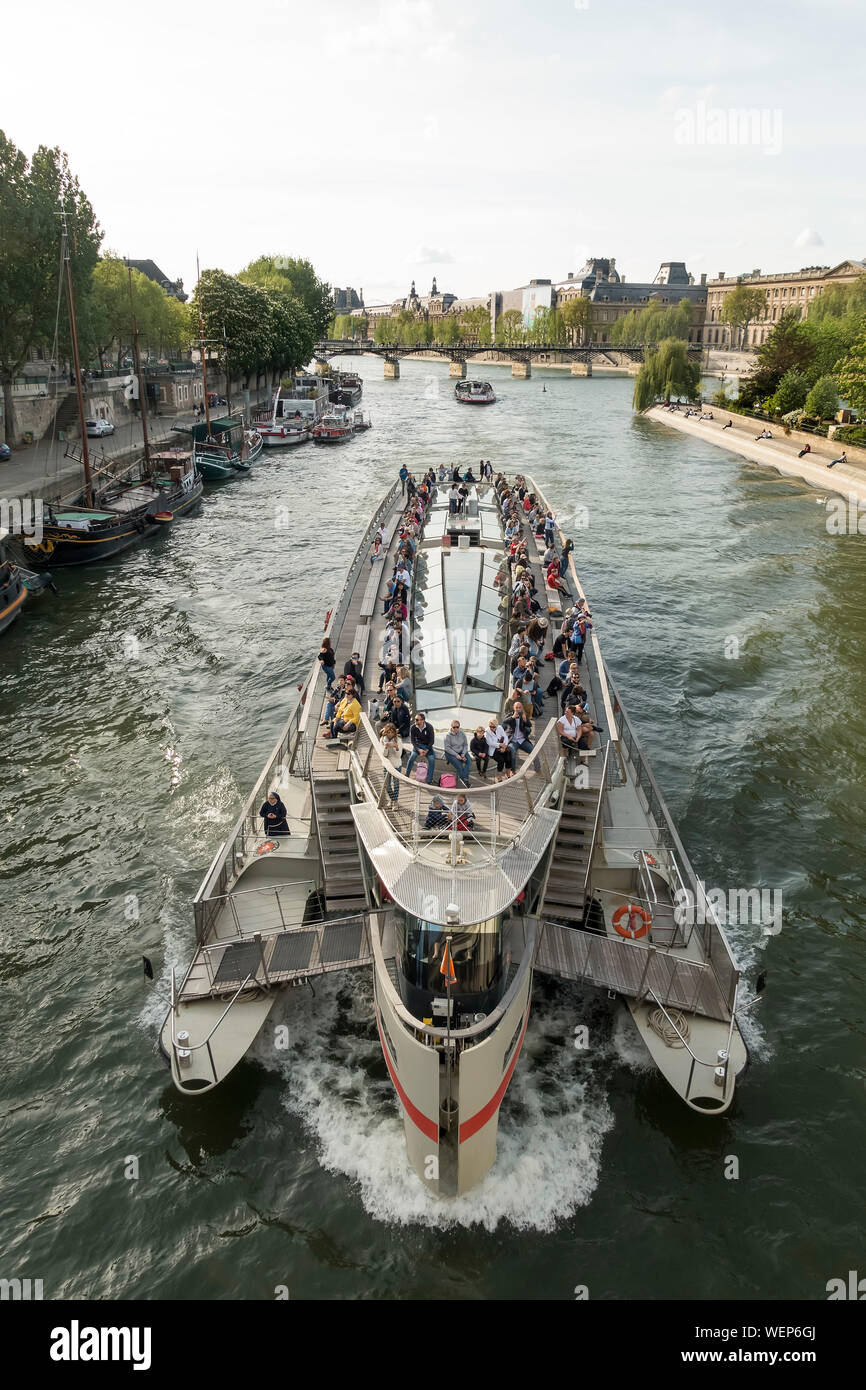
[457,305,491,344]
[192,267,314,380]
[803,374,839,420]
[766,368,810,415]
[611,298,692,347]
[90,254,190,370]
[831,424,866,446]
[0,131,101,439]
[835,327,866,416]
[737,310,814,407]
[239,255,332,339]
[495,309,525,346]
[633,338,701,409]
[560,296,592,343]
[721,285,767,342]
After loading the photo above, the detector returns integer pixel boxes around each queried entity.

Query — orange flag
[440,940,457,986]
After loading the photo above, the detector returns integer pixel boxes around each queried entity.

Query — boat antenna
[126,260,152,472]
[196,252,211,435]
[60,206,93,508]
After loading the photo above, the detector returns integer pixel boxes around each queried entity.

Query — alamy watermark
[1,497,44,544]
[674,101,783,157]
[675,882,782,935]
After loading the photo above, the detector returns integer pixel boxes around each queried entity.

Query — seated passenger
[453,793,475,830]
[424,796,450,830]
[327,683,362,743]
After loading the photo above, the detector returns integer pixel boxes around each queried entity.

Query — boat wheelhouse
[312,407,354,444]
[329,370,363,407]
[455,379,496,405]
[252,376,331,447]
[187,415,263,479]
[161,472,748,1197]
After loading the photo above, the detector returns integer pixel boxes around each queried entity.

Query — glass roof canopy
[412,488,509,723]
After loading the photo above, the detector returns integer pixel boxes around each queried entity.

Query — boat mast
[61,208,93,508]
[126,262,152,473]
[196,253,211,435]
[222,326,232,415]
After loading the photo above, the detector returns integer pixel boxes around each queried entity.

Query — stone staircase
[311,772,367,913]
[542,780,601,920]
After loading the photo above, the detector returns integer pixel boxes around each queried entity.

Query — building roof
[587,282,706,304]
[127,259,187,301]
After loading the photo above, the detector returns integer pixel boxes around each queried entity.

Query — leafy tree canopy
[633,338,701,409]
[239,255,333,339]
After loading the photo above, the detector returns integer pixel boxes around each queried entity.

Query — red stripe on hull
[375,1009,439,1143]
[458,1001,530,1144]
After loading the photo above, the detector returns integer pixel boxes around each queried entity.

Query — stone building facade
[705,260,866,348]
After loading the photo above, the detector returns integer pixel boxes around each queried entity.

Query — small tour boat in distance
[312,408,355,444]
[352,408,372,433]
[455,379,496,405]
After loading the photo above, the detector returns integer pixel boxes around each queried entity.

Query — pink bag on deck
[414,760,429,782]
[439,773,457,789]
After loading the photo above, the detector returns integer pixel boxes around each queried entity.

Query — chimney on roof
[567,272,573,280]
[700,273,707,286]
[752,269,761,276]
[718,271,725,280]
[688,273,694,285]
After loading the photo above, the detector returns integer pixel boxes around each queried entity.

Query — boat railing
[196,878,322,943]
[350,713,564,855]
[168,967,256,1086]
[582,742,611,895]
[644,982,739,1103]
[192,481,404,935]
[604,671,740,1012]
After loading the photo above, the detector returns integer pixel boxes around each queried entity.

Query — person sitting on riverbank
[797,443,811,459]
[722,419,733,430]
[828,451,847,469]
[260,790,290,836]
[755,429,773,441]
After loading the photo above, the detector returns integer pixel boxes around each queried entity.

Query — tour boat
[455,379,496,405]
[352,409,372,433]
[312,408,355,444]
[161,472,749,1198]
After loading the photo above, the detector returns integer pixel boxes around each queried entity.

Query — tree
[721,285,767,348]
[737,310,814,408]
[561,296,593,345]
[836,327,866,417]
[457,305,491,344]
[633,338,701,409]
[193,269,273,391]
[496,309,525,346]
[767,368,810,415]
[0,132,101,443]
[804,375,839,420]
[239,255,333,339]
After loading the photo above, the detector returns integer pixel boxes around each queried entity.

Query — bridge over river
[313,339,701,380]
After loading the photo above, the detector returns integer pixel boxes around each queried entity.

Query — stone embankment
[646,404,866,502]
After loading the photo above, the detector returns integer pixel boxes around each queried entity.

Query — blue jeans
[405,749,435,780]
[512,737,534,762]
[444,752,472,785]
[385,772,400,804]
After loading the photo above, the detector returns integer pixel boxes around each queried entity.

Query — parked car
[85,418,115,437]
[0,442,11,460]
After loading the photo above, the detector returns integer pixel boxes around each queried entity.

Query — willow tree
[633,338,701,409]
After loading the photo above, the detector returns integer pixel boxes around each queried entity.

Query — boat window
[466,639,505,690]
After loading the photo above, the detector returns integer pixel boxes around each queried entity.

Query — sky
[3,0,864,304]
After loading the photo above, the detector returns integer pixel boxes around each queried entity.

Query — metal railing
[169,967,256,1086]
[349,712,563,855]
[191,481,404,940]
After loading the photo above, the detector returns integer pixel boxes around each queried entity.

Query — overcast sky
[5,0,864,303]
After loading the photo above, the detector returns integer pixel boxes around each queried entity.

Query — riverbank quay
[646,404,866,504]
[0,388,273,503]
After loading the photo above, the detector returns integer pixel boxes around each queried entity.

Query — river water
[2,359,863,1301]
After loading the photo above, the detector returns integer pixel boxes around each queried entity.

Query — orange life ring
[613,903,651,939]
[256,840,278,855]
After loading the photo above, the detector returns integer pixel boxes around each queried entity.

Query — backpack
[414,759,429,782]
[439,773,457,789]
[546,676,564,696]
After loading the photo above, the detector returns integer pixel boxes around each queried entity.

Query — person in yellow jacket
[327,679,361,743]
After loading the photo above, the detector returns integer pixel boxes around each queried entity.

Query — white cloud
[406,246,455,264]
[794,227,824,248]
